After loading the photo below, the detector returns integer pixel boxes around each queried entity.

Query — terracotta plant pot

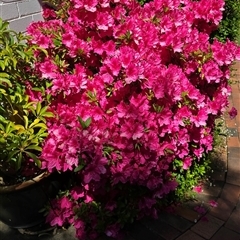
[0,172,60,228]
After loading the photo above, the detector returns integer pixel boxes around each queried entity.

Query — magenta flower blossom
[194,205,207,215]
[228,107,238,119]
[209,200,218,208]
[193,185,203,193]
[25,0,240,238]
[183,157,193,170]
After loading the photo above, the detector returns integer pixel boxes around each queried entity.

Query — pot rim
[0,171,50,193]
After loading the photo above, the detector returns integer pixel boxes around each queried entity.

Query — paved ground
[0,62,239,240]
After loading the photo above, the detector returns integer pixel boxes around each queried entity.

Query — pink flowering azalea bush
[26,0,239,238]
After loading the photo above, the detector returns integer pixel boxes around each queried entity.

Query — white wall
[0,0,43,32]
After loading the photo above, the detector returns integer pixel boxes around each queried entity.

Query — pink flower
[96,11,114,30]
[103,40,115,55]
[25,87,42,102]
[83,157,108,183]
[228,107,238,119]
[38,59,58,79]
[37,35,52,48]
[71,187,85,200]
[104,57,121,76]
[209,200,218,208]
[83,0,98,12]
[202,60,223,83]
[193,185,203,193]
[194,205,207,215]
[99,0,110,7]
[46,197,75,227]
[120,119,144,140]
[105,223,120,238]
[125,62,140,84]
[119,46,134,68]
[42,8,57,19]
[183,157,192,170]
[74,220,86,240]
[84,194,93,203]
[101,73,113,84]
[193,108,208,127]
[62,32,75,48]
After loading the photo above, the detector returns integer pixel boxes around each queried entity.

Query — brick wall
[0,0,43,32]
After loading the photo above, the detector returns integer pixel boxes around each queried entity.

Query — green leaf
[77,116,92,129]
[78,116,86,129]
[7,149,20,161]
[14,92,23,103]
[38,47,48,56]
[0,77,12,87]
[12,58,18,69]
[16,50,26,59]
[14,124,25,131]
[0,123,5,131]
[38,132,48,138]
[32,122,47,129]
[29,118,40,128]
[0,115,6,123]
[39,105,48,115]
[25,145,42,152]
[74,164,85,172]
[46,81,52,88]
[0,61,6,70]
[85,117,92,128]
[36,102,41,115]
[41,111,54,118]
[23,115,28,129]
[53,38,61,47]
[0,72,9,78]
[0,88,6,94]
[27,136,38,144]
[35,127,47,135]
[16,152,23,170]
[5,121,13,134]
[32,87,43,92]
[24,151,41,168]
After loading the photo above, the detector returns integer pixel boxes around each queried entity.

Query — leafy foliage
[212,0,240,42]
[0,19,53,184]
[172,155,211,201]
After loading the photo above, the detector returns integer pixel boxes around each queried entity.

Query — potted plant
[0,18,57,228]
[26,0,240,239]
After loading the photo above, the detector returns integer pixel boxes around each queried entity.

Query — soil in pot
[0,172,61,229]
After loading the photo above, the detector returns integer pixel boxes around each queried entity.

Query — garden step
[128,221,165,240]
[176,230,205,240]
[211,227,240,240]
[225,207,240,234]
[191,214,224,239]
[158,212,193,233]
[174,205,200,223]
[209,198,236,221]
[140,218,182,240]
[220,183,240,204]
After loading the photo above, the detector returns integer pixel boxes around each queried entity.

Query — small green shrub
[171,154,211,201]
[0,19,53,184]
[212,0,240,42]
[171,118,227,202]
